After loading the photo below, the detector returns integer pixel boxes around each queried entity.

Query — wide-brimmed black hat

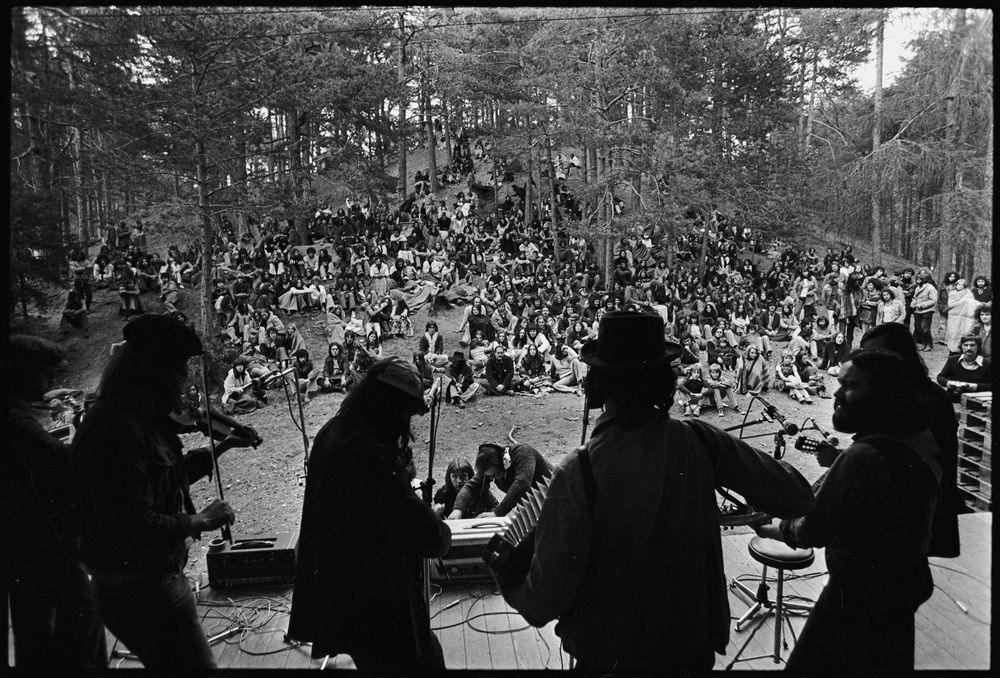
[580,311,682,371]
[449,351,466,363]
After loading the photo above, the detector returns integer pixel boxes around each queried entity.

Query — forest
[9,7,993,322]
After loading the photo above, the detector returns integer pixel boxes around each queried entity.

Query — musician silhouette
[492,311,815,672]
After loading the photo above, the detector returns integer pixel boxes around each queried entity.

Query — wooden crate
[958,424,992,452]
[959,408,992,433]
[960,391,992,415]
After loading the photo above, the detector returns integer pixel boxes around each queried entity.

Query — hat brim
[579,339,683,370]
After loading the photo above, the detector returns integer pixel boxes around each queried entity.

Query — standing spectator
[875,288,906,325]
[970,275,992,304]
[970,303,992,359]
[945,278,980,354]
[911,269,938,352]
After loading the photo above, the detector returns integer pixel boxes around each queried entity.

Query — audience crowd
[58,134,992,416]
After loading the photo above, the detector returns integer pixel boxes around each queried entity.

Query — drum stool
[726,536,815,669]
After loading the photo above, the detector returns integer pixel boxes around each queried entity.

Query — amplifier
[207,531,298,589]
[431,517,510,584]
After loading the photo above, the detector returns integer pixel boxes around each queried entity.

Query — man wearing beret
[289,357,451,669]
[71,314,236,668]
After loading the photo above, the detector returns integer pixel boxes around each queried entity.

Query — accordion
[481,475,552,588]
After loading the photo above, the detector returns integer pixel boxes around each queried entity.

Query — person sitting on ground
[418,320,449,368]
[820,331,851,376]
[316,343,347,393]
[483,344,516,396]
[60,290,90,337]
[935,335,992,402]
[675,362,706,418]
[447,442,553,519]
[704,362,742,417]
[117,277,144,318]
[549,343,586,395]
[433,458,499,519]
[222,356,267,413]
[292,348,320,403]
[444,351,479,408]
[516,343,551,394]
[735,344,769,395]
[774,350,813,403]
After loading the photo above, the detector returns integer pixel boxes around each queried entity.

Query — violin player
[70,314,240,669]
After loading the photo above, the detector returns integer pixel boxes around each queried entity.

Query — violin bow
[199,352,232,544]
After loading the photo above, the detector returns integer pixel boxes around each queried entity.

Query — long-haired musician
[494,311,815,672]
[288,357,451,670]
[70,314,237,669]
[755,349,942,673]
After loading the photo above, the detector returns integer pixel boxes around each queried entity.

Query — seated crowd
[56,134,992,418]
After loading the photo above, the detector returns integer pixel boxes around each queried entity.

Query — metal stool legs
[726,565,813,669]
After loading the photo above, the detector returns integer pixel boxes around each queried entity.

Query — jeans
[94,568,215,669]
[913,312,934,346]
[9,561,107,669]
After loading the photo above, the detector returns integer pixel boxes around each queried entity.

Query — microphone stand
[421,378,444,616]
[199,353,232,544]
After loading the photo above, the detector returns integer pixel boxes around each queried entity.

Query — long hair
[843,349,928,433]
[860,323,928,378]
[443,458,474,494]
[97,342,187,415]
[584,361,678,427]
[335,359,416,450]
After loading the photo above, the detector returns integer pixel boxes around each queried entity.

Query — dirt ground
[22,278,953,586]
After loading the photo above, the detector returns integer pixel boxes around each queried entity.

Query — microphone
[810,422,839,447]
[756,396,799,435]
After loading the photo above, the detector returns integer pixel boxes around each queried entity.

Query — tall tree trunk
[939,8,969,275]
[196,138,214,337]
[423,76,438,194]
[870,12,884,266]
[524,125,533,228]
[397,13,408,200]
[545,133,560,263]
[972,108,993,278]
[803,50,819,155]
[289,108,303,201]
[442,98,454,167]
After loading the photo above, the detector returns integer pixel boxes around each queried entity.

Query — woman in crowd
[418,320,449,368]
[774,350,813,403]
[820,331,851,376]
[735,344,769,396]
[945,278,980,355]
[432,458,499,519]
[222,356,266,414]
[389,295,413,338]
[549,343,586,395]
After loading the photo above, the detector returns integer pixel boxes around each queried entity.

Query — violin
[169,403,263,449]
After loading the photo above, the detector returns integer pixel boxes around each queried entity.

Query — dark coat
[288,416,451,661]
[71,398,213,576]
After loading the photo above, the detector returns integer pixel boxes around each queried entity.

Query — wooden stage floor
[86,512,990,671]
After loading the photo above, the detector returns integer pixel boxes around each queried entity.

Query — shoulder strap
[577,445,598,509]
